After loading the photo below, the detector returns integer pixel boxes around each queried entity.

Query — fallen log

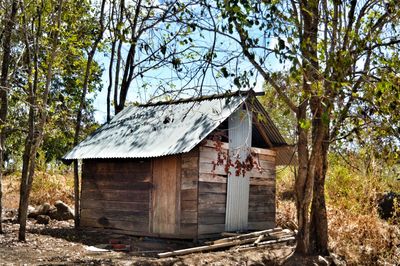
[158,236,264,258]
[220,232,240,237]
[254,235,264,245]
[158,228,296,258]
[232,236,296,252]
[209,227,282,245]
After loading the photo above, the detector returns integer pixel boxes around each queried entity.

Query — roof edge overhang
[62,89,289,162]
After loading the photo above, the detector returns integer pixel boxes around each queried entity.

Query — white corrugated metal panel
[63,95,246,160]
[225,107,252,232]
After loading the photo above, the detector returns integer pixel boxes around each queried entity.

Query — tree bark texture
[310,129,329,255]
[19,0,63,241]
[0,0,18,234]
[294,0,327,255]
[18,0,41,223]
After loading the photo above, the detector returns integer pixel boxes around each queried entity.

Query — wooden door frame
[150,155,181,236]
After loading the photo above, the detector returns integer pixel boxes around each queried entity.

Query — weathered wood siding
[152,156,180,235]
[80,159,152,235]
[197,141,276,237]
[198,143,228,238]
[248,148,276,230]
[80,142,275,239]
[179,148,199,238]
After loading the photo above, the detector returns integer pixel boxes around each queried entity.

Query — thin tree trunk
[113,0,124,115]
[107,39,116,122]
[113,39,122,114]
[294,103,312,254]
[73,51,96,228]
[106,0,117,122]
[18,0,43,224]
[19,0,63,241]
[116,0,141,114]
[72,0,105,229]
[0,0,18,234]
[73,49,98,228]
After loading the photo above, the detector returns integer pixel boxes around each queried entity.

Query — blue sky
[90,33,287,123]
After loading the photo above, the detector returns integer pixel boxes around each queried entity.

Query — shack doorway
[152,156,180,235]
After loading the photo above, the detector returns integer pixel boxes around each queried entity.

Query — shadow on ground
[28,220,195,256]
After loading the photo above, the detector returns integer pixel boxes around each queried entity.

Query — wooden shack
[63,91,289,239]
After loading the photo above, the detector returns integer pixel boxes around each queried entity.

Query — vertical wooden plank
[152,156,178,234]
[175,155,181,234]
[149,159,153,233]
[180,147,199,238]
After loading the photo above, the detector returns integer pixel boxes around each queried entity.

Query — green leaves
[299,119,311,130]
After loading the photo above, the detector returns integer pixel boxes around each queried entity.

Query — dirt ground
[0,217,319,266]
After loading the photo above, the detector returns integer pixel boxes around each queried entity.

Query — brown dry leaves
[328,206,400,265]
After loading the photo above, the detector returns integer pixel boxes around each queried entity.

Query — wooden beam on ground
[233,236,296,252]
[158,228,295,258]
[158,236,262,258]
[210,228,282,245]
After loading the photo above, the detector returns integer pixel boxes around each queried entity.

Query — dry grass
[3,170,74,209]
[328,206,399,264]
[276,163,400,265]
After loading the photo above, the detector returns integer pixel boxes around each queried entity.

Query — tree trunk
[73,51,95,228]
[0,0,18,234]
[72,0,105,228]
[18,0,41,223]
[294,103,312,254]
[106,1,117,122]
[73,50,96,229]
[113,39,122,114]
[113,0,124,115]
[309,129,329,255]
[106,39,116,122]
[19,0,63,241]
[295,0,321,254]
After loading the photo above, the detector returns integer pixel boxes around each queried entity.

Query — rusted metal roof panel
[63,95,246,160]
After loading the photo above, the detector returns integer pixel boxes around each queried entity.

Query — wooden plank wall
[80,159,152,235]
[179,148,199,238]
[198,143,228,238]
[248,148,276,230]
[198,141,276,237]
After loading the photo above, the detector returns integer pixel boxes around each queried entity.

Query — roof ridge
[137,89,263,107]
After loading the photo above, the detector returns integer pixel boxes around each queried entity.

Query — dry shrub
[276,161,400,264]
[276,166,296,201]
[328,206,400,264]
[276,199,297,231]
[30,171,74,206]
[3,171,74,208]
[325,158,400,263]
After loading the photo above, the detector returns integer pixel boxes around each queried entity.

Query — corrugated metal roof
[63,91,288,160]
[63,95,246,160]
